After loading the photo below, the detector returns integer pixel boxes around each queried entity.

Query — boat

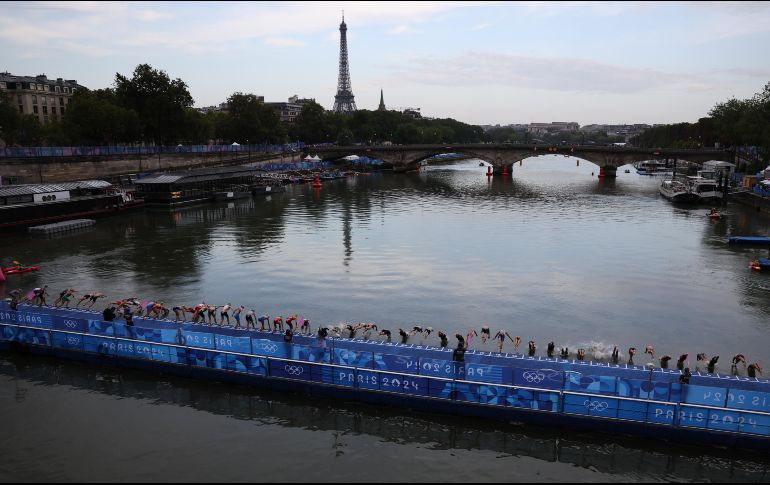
[749,259,770,271]
[684,172,720,202]
[728,236,770,246]
[708,209,721,219]
[214,184,252,201]
[1,300,769,451]
[0,180,144,230]
[1,265,40,275]
[659,179,697,202]
[634,160,672,176]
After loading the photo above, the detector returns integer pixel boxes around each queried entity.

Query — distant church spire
[378,89,386,111]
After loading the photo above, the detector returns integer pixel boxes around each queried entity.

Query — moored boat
[659,179,697,202]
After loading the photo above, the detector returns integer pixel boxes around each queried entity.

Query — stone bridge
[305,144,735,178]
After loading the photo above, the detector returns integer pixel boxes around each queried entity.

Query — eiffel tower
[333,12,356,113]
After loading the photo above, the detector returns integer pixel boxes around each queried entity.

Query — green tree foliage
[62,89,141,145]
[632,81,770,162]
[114,63,194,144]
[221,93,286,144]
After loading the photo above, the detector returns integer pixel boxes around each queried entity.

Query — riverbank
[730,190,770,214]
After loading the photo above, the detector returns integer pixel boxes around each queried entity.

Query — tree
[221,92,286,144]
[114,63,194,145]
[63,89,141,144]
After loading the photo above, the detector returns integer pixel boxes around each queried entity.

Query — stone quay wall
[0,151,303,184]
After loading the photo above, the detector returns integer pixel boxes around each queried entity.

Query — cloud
[391,51,712,94]
[264,37,306,47]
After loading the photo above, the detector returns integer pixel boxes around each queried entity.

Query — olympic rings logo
[259,343,278,353]
[66,336,80,345]
[64,320,78,328]
[522,371,546,383]
[583,400,608,412]
[284,365,304,376]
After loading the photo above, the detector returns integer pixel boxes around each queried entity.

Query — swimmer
[466,328,478,347]
[732,354,747,369]
[577,348,586,361]
[660,355,672,369]
[707,355,719,374]
[409,326,423,337]
[677,353,688,371]
[283,329,293,343]
[318,327,329,340]
[207,305,219,325]
[696,353,708,364]
[54,288,76,308]
[455,333,466,350]
[561,347,569,359]
[492,330,512,353]
[628,347,637,365]
[300,318,311,335]
[258,314,270,331]
[748,362,763,378]
[220,303,232,326]
[645,345,655,360]
[273,315,284,332]
[547,341,555,358]
[245,309,256,330]
[346,324,358,339]
[480,325,491,344]
[399,328,409,344]
[76,291,104,308]
[438,331,449,348]
[679,367,692,385]
[379,329,392,343]
[286,314,298,331]
[513,335,522,352]
[611,346,620,364]
[528,340,536,357]
[232,305,244,329]
[422,326,433,341]
[172,305,191,322]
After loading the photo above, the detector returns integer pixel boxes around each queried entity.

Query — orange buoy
[313,175,322,188]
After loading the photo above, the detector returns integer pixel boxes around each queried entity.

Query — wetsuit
[245,310,255,329]
[399,329,408,344]
[380,330,392,343]
[438,332,448,348]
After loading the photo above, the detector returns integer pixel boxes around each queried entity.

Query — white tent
[231,142,240,146]
[304,155,314,160]
[343,155,360,161]
[311,155,321,161]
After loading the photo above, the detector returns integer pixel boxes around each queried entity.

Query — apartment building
[0,72,86,124]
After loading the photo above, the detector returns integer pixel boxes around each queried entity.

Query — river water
[1,156,769,481]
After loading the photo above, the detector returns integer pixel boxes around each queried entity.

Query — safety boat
[1,265,40,275]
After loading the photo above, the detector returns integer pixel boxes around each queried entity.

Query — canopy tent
[343,155,360,161]
[311,155,321,161]
[304,155,314,160]
[231,142,240,146]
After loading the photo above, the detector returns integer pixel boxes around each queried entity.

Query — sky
[2,1,770,126]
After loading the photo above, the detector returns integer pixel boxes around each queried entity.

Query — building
[266,96,316,123]
[403,108,421,119]
[527,122,579,134]
[196,101,232,114]
[0,72,85,124]
[378,89,386,111]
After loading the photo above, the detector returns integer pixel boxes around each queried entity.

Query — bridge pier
[597,166,617,179]
[493,163,513,177]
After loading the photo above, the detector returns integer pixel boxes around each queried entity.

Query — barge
[0,180,143,230]
[1,301,768,450]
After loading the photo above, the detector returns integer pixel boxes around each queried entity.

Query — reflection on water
[1,354,768,482]
[3,157,770,480]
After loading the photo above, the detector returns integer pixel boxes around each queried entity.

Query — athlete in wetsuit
[438,331,449,348]
[528,340,537,356]
[748,363,762,378]
[707,355,719,374]
[547,341,555,358]
[232,306,244,329]
[379,329,392,343]
[300,318,310,335]
[577,348,586,361]
[611,346,620,364]
[677,353,688,371]
[286,314,298,332]
[258,314,270,331]
[659,355,672,369]
[399,328,409,344]
[245,309,256,330]
[480,326,490,344]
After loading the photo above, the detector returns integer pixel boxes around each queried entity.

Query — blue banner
[647,403,677,426]
[564,372,617,396]
[53,316,87,333]
[513,367,563,391]
[726,388,770,413]
[214,334,252,353]
[251,338,289,358]
[356,370,380,391]
[465,363,510,384]
[269,360,313,381]
[682,384,728,407]
[0,309,53,328]
[375,353,420,374]
[51,331,83,351]
[180,330,215,349]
